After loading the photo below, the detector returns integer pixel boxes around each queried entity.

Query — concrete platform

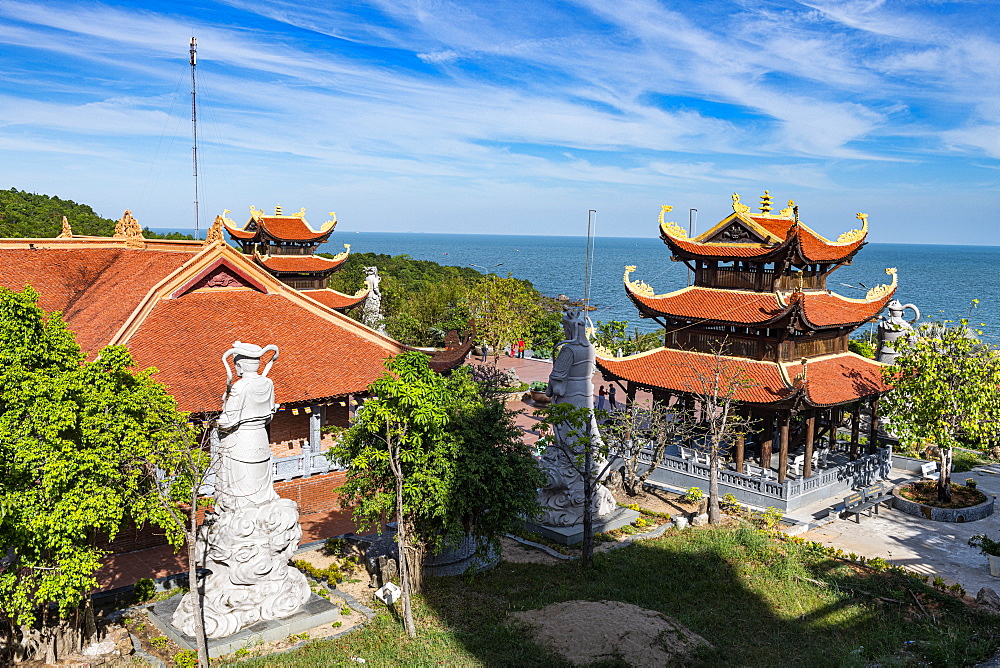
[527,507,641,545]
[146,592,340,658]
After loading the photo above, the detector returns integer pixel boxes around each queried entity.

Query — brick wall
[269,409,310,442]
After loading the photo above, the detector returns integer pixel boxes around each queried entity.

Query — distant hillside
[0,188,193,240]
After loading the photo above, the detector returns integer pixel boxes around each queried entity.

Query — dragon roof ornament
[837,212,869,244]
[114,210,146,249]
[658,205,689,239]
[331,243,351,262]
[204,214,226,246]
[778,200,795,218]
[731,192,752,217]
[322,212,338,232]
[623,265,661,298]
[865,267,897,301]
[249,205,264,222]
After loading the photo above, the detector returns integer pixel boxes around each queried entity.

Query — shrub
[324,537,349,556]
[133,577,156,603]
[966,478,978,490]
[149,636,168,650]
[969,533,1000,556]
[720,493,741,513]
[682,487,704,502]
[174,650,198,668]
[529,381,548,392]
[292,558,343,586]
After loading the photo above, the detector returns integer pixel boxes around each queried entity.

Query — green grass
[953,448,995,472]
[228,526,1000,667]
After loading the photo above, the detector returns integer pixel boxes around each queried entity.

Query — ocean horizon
[153,228,1000,342]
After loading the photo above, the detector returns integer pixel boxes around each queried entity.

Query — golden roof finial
[274,205,283,216]
[57,215,72,239]
[732,193,751,217]
[205,215,225,246]
[114,210,146,248]
[759,190,772,215]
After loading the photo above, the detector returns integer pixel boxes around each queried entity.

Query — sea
[155,228,1000,342]
[316,232,1000,342]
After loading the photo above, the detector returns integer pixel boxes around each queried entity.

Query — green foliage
[133,578,156,603]
[593,319,661,356]
[0,287,195,627]
[528,381,548,392]
[149,636,168,650]
[720,493,741,513]
[174,649,198,668]
[528,311,563,358]
[292,559,343,586]
[683,487,705,502]
[848,335,876,358]
[0,188,193,239]
[882,320,1000,498]
[330,352,545,561]
[969,534,1000,556]
[467,274,542,360]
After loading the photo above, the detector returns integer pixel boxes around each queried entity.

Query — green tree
[593,320,660,356]
[600,402,697,497]
[0,287,193,662]
[330,353,543,631]
[529,311,564,359]
[467,274,542,360]
[882,321,1000,502]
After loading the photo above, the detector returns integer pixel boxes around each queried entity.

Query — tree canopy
[467,274,543,359]
[881,321,1000,501]
[330,352,544,575]
[0,188,192,239]
[0,287,193,634]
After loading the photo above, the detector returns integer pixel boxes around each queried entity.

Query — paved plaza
[800,466,1000,595]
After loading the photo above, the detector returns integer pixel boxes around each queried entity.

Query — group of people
[596,384,617,411]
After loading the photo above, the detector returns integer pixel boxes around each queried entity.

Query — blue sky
[0,0,997,243]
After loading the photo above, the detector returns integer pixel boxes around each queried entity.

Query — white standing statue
[172,341,311,639]
[362,266,386,335]
[537,311,616,526]
[876,299,920,364]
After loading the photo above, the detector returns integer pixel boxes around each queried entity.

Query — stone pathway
[800,466,1000,595]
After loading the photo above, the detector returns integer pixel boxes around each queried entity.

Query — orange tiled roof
[125,289,402,412]
[255,254,347,273]
[0,247,196,355]
[597,349,887,407]
[626,285,892,329]
[301,288,367,310]
[257,216,331,242]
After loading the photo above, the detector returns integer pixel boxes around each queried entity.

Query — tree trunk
[393,452,416,638]
[708,445,721,524]
[189,483,209,668]
[582,442,594,568]
[939,446,953,503]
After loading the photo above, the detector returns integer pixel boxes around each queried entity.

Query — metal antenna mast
[584,209,597,309]
[190,37,200,239]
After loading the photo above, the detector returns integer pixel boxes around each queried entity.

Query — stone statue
[171,341,310,639]
[537,311,616,526]
[876,299,920,364]
[362,266,386,335]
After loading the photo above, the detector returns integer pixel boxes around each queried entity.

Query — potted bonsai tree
[969,534,1000,577]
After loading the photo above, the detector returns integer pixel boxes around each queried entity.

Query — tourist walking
[517,339,526,358]
[597,385,607,411]
[608,384,617,410]
[481,345,488,362]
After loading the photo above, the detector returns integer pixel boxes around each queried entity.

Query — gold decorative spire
[778,199,795,218]
[759,190,772,215]
[837,212,869,243]
[114,210,146,248]
[204,214,225,245]
[274,205,283,216]
[658,205,688,239]
[732,193,751,217]
[57,215,72,239]
[864,267,898,300]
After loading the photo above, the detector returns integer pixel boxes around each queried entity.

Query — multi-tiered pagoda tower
[222,206,367,311]
[598,192,894,483]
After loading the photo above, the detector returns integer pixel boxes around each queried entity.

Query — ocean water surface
[318,232,1000,342]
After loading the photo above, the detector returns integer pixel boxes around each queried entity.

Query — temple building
[597,192,895,511]
[0,211,469,553]
[222,205,367,311]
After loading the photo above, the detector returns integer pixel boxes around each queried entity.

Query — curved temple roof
[223,207,338,244]
[596,348,889,408]
[623,267,897,330]
[659,197,869,264]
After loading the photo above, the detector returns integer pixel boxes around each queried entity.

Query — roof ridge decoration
[731,192,752,218]
[113,210,146,249]
[57,215,72,239]
[292,207,306,218]
[623,265,667,298]
[331,244,351,263]
[204,214,227,246]
[778,200,795,218]
[837,213,869,244]
[658,205,688,239]
[322,212,337,233]
[249,205,264,223]
[864,267,897,301]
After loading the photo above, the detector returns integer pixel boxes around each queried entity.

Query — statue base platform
[525,507,641,545]
[146,592,339,658]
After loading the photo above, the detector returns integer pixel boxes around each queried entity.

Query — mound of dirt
[513,599,710,665]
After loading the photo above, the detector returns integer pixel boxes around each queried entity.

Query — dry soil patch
[501,536,563,565]
[513,599,710,666]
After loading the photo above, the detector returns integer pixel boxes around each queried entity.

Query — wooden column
[777,412,790,483]
[760,414,773,469]
[850,402,861,461]
[735,410,746,474]
[828,407,839,450]
[626,381,637,407]
[803,411,816,478]
[868,397,880,455]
